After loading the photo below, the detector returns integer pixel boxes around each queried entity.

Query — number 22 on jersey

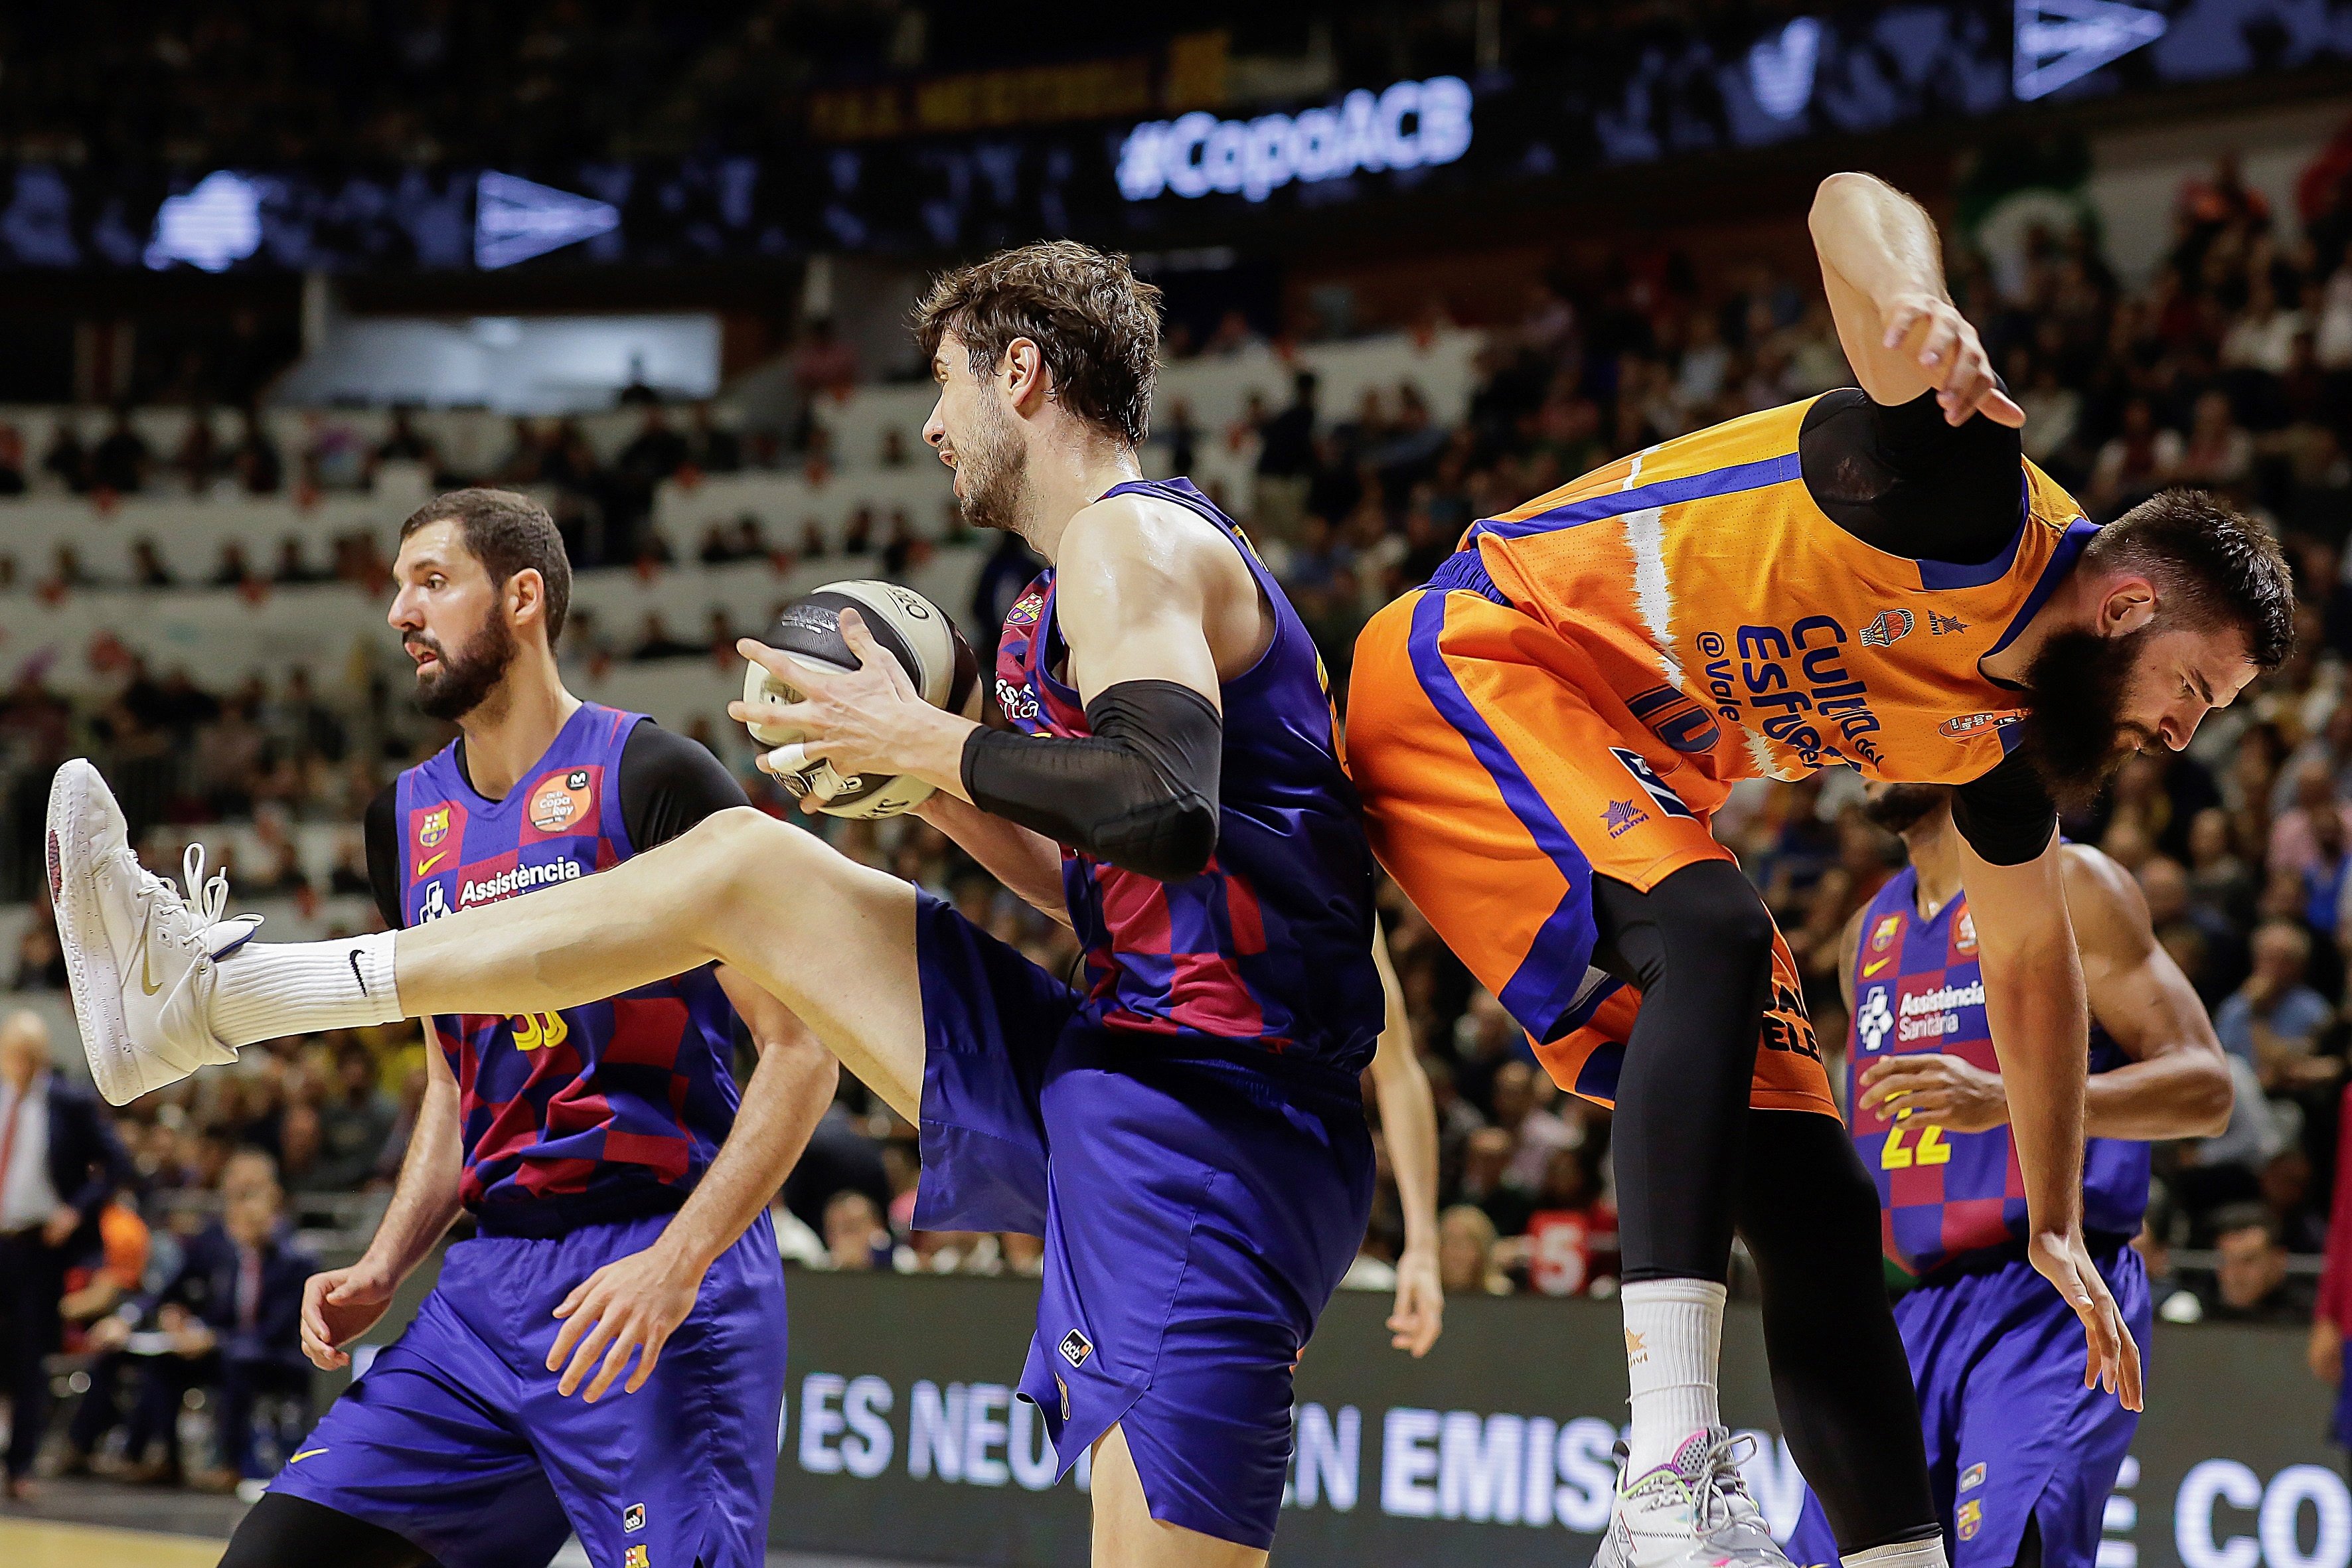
[1881,1121,1952,1169]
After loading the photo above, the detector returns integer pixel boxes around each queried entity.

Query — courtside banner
[769,1273,2341,1568]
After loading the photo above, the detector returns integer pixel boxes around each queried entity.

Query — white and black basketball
[741,580,983,819]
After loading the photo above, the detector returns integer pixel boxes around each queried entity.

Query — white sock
[1845,1535,1948,1568]
[208,934,404,1048]
[1622,1278,1726,1474]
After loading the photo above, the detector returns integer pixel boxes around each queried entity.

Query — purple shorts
[1788,1242,2149,1567]
[911,892,1374,1550]
[270,1210,789,1568]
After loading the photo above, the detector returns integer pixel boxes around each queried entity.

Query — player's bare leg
[48,757,923,1118]
[1089,1425,1267,1568]
[384,807,925,1118]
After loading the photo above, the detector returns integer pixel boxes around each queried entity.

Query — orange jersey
[1456,396,2092,807]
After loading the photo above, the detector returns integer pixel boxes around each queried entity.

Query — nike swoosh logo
[349,950,369,997]
[1863,957,1893,976]
[133,923,162,996]
[414,850,449,875]
[289,1448,329,1464]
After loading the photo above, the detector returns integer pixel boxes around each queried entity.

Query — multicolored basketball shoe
[1591,1429,1797,1568]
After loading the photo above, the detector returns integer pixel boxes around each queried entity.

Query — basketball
[741,579,983,818]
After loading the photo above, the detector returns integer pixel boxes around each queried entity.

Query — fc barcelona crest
[418,806,450,850]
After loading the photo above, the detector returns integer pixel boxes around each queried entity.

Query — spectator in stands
[2088,396,2182,516]
[688,402,741,474]
[370,408,437,475]
[0,1009,132,1500]
[791,318,858,401]
[1437,1204,1509,1297]
[272,534,324,586]
[42,420,90,493]
[0,422,27,497]
[1456,1124,1534,1239]
[130,538,177,590]
[841,506,875,556]
[229,408,281,495]
[1490,1059,1578,1192]
[2217,920,2335,1077]
[299,412,365,492]
[2203,1204,2314,1324]
[173,412,220,494]
[13,924,64,991]
[82,1156,314,1488]
[1519,1145,1619,1298]
[824,1191,890,1271]
[631,613,702,661]
[1253,370,1319,542]
[618,404,689,485]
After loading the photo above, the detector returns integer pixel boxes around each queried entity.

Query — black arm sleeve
[961,679,1221,883]
[1950,749,2060,867]
[619,720,751,852]
[1800,386,2023,566]
[363,784,402,930]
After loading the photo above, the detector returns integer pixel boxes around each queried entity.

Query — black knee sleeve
[218,1492,441,1568]
[1739,1111,1938,1554]
[1593,861,1777,1283]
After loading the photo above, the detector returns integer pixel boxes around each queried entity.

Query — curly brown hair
[911,240,1162,445]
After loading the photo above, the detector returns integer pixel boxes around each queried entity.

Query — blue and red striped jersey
[1846,865,2148,1276]
[994,477,1381,1089]
[393,702,741,1233]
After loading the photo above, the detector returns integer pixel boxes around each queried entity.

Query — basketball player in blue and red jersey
[1784,785,2227,1568]
[152,490,832,1568]
[53,244,1445,1568]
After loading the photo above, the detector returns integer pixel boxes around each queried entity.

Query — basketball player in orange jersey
[1346,170,2295,1568]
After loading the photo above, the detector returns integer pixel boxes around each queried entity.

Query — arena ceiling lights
[1114,77,1474,204]
[473,172,622,270]
[2013,0,2169,101]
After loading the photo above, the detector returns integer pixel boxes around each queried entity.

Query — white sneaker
[48,759,262,1105]
[1591,1429,1794,1568]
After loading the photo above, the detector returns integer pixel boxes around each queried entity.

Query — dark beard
[1863,784,1950,835]
[2011,626,2153,813]
[956,398,1028,534]
[412,611,518,722]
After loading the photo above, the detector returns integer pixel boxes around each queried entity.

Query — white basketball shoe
[48,759,261,1105]
[1591,1429,1795,1568]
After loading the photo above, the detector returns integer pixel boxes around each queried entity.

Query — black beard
[2011,626,2153,813]
[412,611,518,722]
[1863,784,1950,835]
[955,399,1028,534]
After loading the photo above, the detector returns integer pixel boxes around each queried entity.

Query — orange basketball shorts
[1346,578,1835,1117]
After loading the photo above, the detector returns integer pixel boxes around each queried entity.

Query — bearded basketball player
[1342,171,2291,1568]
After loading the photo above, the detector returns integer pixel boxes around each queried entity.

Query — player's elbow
[2182,1052,2236,1138]
[1099,794,1219,883]
[1810,172,1877,238]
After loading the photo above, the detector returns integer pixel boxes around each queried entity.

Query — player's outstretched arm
[1366,921,1443,1357]
[1809,171,2022,428]
[546,967,837,1401]
[300,1031,465,1371]
[1958,831,2142,1411]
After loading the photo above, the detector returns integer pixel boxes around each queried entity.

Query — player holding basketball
[1782,783,2228,1568]
[52,242,1444,1568]
[1342,170,2292,1568]
[180,490,836,1568]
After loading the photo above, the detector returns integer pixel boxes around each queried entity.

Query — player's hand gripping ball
[738,580,981,818]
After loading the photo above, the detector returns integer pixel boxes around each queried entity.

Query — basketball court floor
[0,1484,931,1568]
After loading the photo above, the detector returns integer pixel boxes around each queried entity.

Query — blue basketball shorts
[271,1209,790,1568]
[909,891,1375,1550]
[1787,1241,2150,1567]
